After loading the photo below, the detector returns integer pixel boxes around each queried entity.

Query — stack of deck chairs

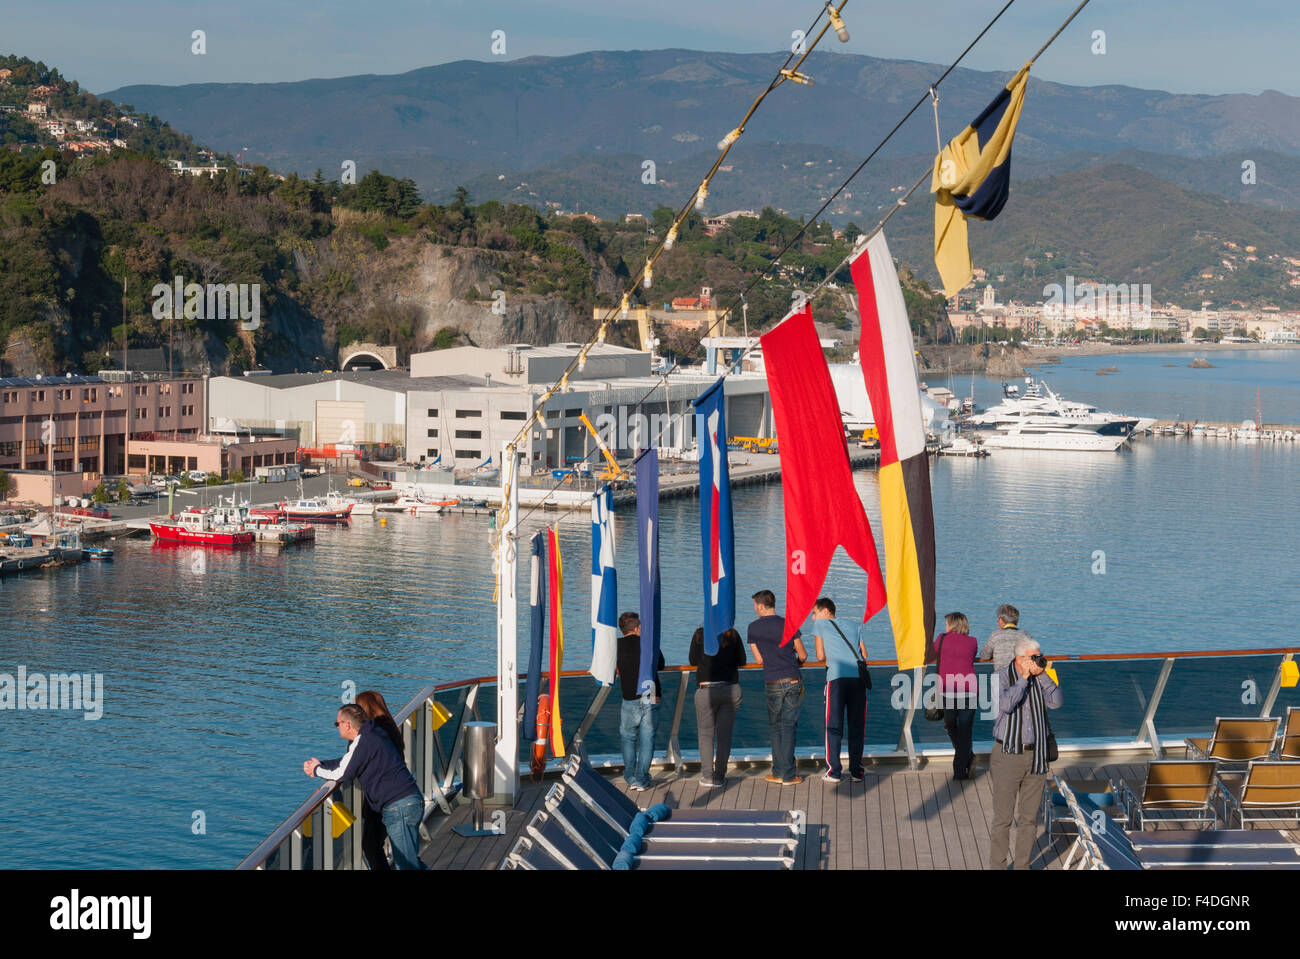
[503,756,801,871]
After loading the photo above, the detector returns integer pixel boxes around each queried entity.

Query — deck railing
[238,646,1298,869]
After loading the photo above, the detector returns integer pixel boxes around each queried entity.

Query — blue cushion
[612,850,635,870]
[1053,790,1114,807]
[646,803,671,823]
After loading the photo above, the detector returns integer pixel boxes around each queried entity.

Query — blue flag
[635,448,661,697]
[589,486,618,685]
[523,530,547,737]
[693,378,734,655]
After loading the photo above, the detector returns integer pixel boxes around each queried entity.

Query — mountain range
[103,48,1300,218]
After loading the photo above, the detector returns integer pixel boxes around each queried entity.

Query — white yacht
[969,378,1148,436]
[981,421,1128,452]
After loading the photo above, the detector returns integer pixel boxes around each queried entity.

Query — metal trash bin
[456,721,496,836]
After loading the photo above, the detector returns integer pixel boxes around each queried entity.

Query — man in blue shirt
[747,589,808,785]
[304,703,427,870]
[810,597,869,783]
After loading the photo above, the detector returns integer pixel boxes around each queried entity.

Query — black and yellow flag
[931,64,1030,297]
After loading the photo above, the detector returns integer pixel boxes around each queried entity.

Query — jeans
[380,791,427,870]
[765,680,804,781]
[943,705,976,778]
[620,698,660,787]
[824,677,867,778]
[694,683,741,781]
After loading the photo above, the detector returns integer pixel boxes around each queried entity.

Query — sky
[4,0,1299,98]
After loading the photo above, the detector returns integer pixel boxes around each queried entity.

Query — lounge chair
[1276,706,1300,760]
[1185,716,1279,768]
[540,785,795,870]
[560,756,799,842]
[1041,776,1122,838]
[1055,777,1300,870]
[1119,760,1219,830]
[524,810,605,869]
[501,834,567,870]
[1216,761,1300,828]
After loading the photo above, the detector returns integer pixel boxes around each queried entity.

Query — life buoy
[530,694,551,781]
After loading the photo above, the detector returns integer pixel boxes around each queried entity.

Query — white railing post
[494,444,521,805]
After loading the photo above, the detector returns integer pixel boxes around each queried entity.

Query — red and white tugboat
[149,507,254,546]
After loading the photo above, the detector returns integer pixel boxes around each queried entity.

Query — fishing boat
[84,545,114,560]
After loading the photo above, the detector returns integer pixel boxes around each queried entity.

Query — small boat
[248,517,316,545]
[1190,424,1207,437]
[377,496,430,513]
[281,497,352,522]
[937,437,989,457]
[85,546,114,560]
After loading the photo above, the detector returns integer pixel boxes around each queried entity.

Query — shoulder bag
[828,621,872,689]
[924,633,947,721]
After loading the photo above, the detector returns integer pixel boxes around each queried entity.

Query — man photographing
[988,636,1062,870]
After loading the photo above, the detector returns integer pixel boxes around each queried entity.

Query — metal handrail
[237,683,442,870]
[241,646,1300,868]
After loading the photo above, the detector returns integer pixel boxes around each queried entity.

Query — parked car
[187,470,209,482]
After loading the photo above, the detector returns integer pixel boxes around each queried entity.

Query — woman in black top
[690,627,746,787]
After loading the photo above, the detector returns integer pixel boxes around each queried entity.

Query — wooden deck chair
[1120,760,1219,830]
[1218,761,1300,828]
[1277,706,1300,761]
[1185,716,1279,768]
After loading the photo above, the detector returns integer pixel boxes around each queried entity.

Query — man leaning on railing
[303,703,428,870]
[988,636,1061,871]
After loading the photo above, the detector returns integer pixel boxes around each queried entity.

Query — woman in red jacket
[935,613,979,780]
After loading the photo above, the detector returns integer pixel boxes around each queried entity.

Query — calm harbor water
[1,347,1296,869]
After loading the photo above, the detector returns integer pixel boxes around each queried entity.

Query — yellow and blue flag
[931,63,1030,297]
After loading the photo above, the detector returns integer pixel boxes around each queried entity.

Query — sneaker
[823,772,843,784]
[700,779,722,788]
[782,775,804,786]
[850,771,865,782]
[764,774,784,784]
[630,783,648,792]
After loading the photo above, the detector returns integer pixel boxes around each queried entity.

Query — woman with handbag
[810,597,871,784]
[689,626,746,787]
[931,612,979,780]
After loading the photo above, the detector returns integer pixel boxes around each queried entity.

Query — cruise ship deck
[418,757,1300,870]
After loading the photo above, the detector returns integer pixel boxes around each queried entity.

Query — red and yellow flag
[851,231,936,670]
[547,524,566,757]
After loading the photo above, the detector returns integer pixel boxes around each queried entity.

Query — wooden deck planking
[849,779,870,870]
[416,756,1300,870]
[868,774,889,868]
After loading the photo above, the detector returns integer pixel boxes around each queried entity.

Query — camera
[1030,653,1047,669]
